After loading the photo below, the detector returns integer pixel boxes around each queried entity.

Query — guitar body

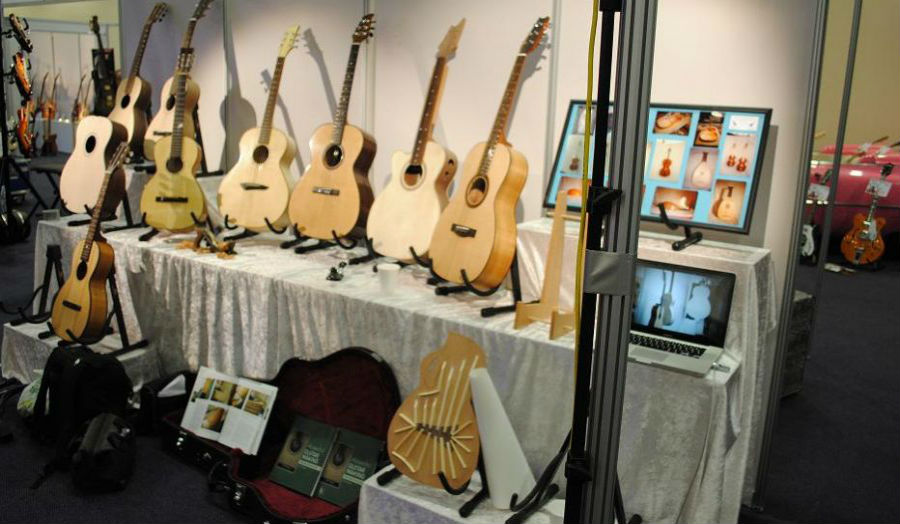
[218,127,296,231]
[288,123,376,239]
[841,214,886,265]
[140,136,207,232]
[430,142,527,291]
[367,141,457,261]
[144,75,200,161]
[60,116,128,215]
[109,76,153,156]
[15,106,34,157]
[51,239,114,341]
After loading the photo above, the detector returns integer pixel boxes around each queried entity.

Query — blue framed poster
[543,101,772,234]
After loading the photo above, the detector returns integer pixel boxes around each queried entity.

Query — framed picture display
[543,101,772,234]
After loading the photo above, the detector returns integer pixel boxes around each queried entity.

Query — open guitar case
[160,347,401,524]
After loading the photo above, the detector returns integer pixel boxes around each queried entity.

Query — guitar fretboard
[259,56,287,146]
[168,70,190,160]
[477,54,527,178]
[410,57,448,166]
[127,22,154,90]
[330,43,361,145]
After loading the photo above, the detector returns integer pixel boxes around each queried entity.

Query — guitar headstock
[881,163,893,178]
[7,14,33,52]
[352,13,375,43]
[192,0,215,20]
[176,49,195,73]
[147,3,169,26]
[108,142,132,173]
[437,18,466,59]
[279,25,301,58]
[520,16,550,54]
[89,15,100,36]
[37,72,49,104]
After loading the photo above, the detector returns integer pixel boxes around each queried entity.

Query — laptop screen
[632,260,735,347]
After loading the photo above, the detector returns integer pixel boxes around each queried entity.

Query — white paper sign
[866,179,892,198]
[807,183,830,201]
[728,114,760,132]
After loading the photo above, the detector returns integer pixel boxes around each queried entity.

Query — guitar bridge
[156,196,189,203]
[313,187,340,196]
[62,300,82,312]
[153,131,172,137]
[451,224,477,238]
[240,182,269,191]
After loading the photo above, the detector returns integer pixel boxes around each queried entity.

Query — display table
[8,217,751,522]
[517,218,778,504]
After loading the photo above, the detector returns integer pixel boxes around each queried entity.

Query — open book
[180,366,277,455]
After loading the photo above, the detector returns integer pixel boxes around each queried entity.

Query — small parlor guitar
[429,17,549,291]
[108,2,168,157]
[841,163,893,265]
[144,0,214,161]
[288,14,376,241]
[59,115,127,215]
[52,143,130,342]
[89,15,118,116]
[217,25,300,232]
[387,332,485,491]
[366,20,465,262]
[140,49,207,232]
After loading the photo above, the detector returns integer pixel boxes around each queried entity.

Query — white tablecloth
[5,217,753,523]
[517,218,778,505]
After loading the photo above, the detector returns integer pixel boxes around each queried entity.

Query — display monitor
[543,101,772,234]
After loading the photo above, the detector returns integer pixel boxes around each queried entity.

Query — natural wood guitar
[52,143,130,342]
[109,2,168,157]
[287,14,376,241]
[366,20,465,262]
[60,116,128,215]
[217,25,300,233]
[144,0,213,161]
[430,17,549,291]
[387,332,485,491]
[140,49,207,232]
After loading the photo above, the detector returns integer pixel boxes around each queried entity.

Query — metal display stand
[0,244,64,325]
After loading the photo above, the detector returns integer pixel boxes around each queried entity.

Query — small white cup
[376,263,402,295]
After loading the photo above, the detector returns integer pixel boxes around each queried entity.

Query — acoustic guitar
[217,25,300,233]
[387,332,485,491]
[366,20,465,262]
[140,49,207,232]
[841,163,893,265]
[39,74,60,156]
[287,14,376,241]
[108,2,168,157]
[51,142,131,342]
[89,15,118,116]
[59,115,127,215]
[144,0,213,161]
[711,185,739,223]
[429,17,549,291]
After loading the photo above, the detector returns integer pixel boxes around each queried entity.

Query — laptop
[629,260,736,376]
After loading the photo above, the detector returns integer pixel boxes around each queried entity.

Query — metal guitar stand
[657,203,702,251]
[67,194,141,232]
[0,244,64,325]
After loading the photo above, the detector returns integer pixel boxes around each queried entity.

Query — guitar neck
[331,43,361,145]
[477,54,527,176]
[410,56,448,166]
[259,56,287,145]
[82,165,115,262]
[169,71,190,159]
[127,23,154,87]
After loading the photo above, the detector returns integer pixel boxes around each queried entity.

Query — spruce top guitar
[287,14,377,241]
[39,73,60,156]
[140,49,207,232]
[52,142,131,342]
[217,25,301,233]
[144,0,213,161]
[366,19,465,262]
[429,17,549,291]
[60,114,127,215]
[109,2,168,156]
[841,163,893,265]
[89,15,117,116]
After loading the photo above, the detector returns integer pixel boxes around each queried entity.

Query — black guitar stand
[657,203,702,251]
[66,192,140,232]
[193,106,223,178]
[0,244,64,326]
[42,271,148,357]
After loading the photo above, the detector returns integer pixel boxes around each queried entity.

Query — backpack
[30,346,133,488]
[71,413,136,492]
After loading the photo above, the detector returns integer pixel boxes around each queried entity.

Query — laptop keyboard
[630,333,707,359]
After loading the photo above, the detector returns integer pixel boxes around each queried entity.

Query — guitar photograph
[108,2,169,157]
[287,14,376,241]
[89,15,118,116]
[59,115,127,215]
[366,19,465,263]
[217,25,300,233]
[840,163,893,266]
[429,17,549,291]
[140,49,207,233]
[51,143,131,342]
[144,0,214,161]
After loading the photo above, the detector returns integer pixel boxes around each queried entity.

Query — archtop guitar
[366,19,465,262]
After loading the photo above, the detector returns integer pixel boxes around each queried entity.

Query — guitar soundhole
[76,261,88,280]
[166,157,184,173]
[85,136,97,153]
[165,95,176,111]
[403,165,424,187]
[465,176,489,207]
[253,145,270,164]
[324,144,343,168]
[120,94,131,108]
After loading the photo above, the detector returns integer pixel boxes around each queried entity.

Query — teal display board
[543,101,771,234]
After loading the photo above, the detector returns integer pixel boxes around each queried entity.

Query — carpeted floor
[1,180,898,523]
